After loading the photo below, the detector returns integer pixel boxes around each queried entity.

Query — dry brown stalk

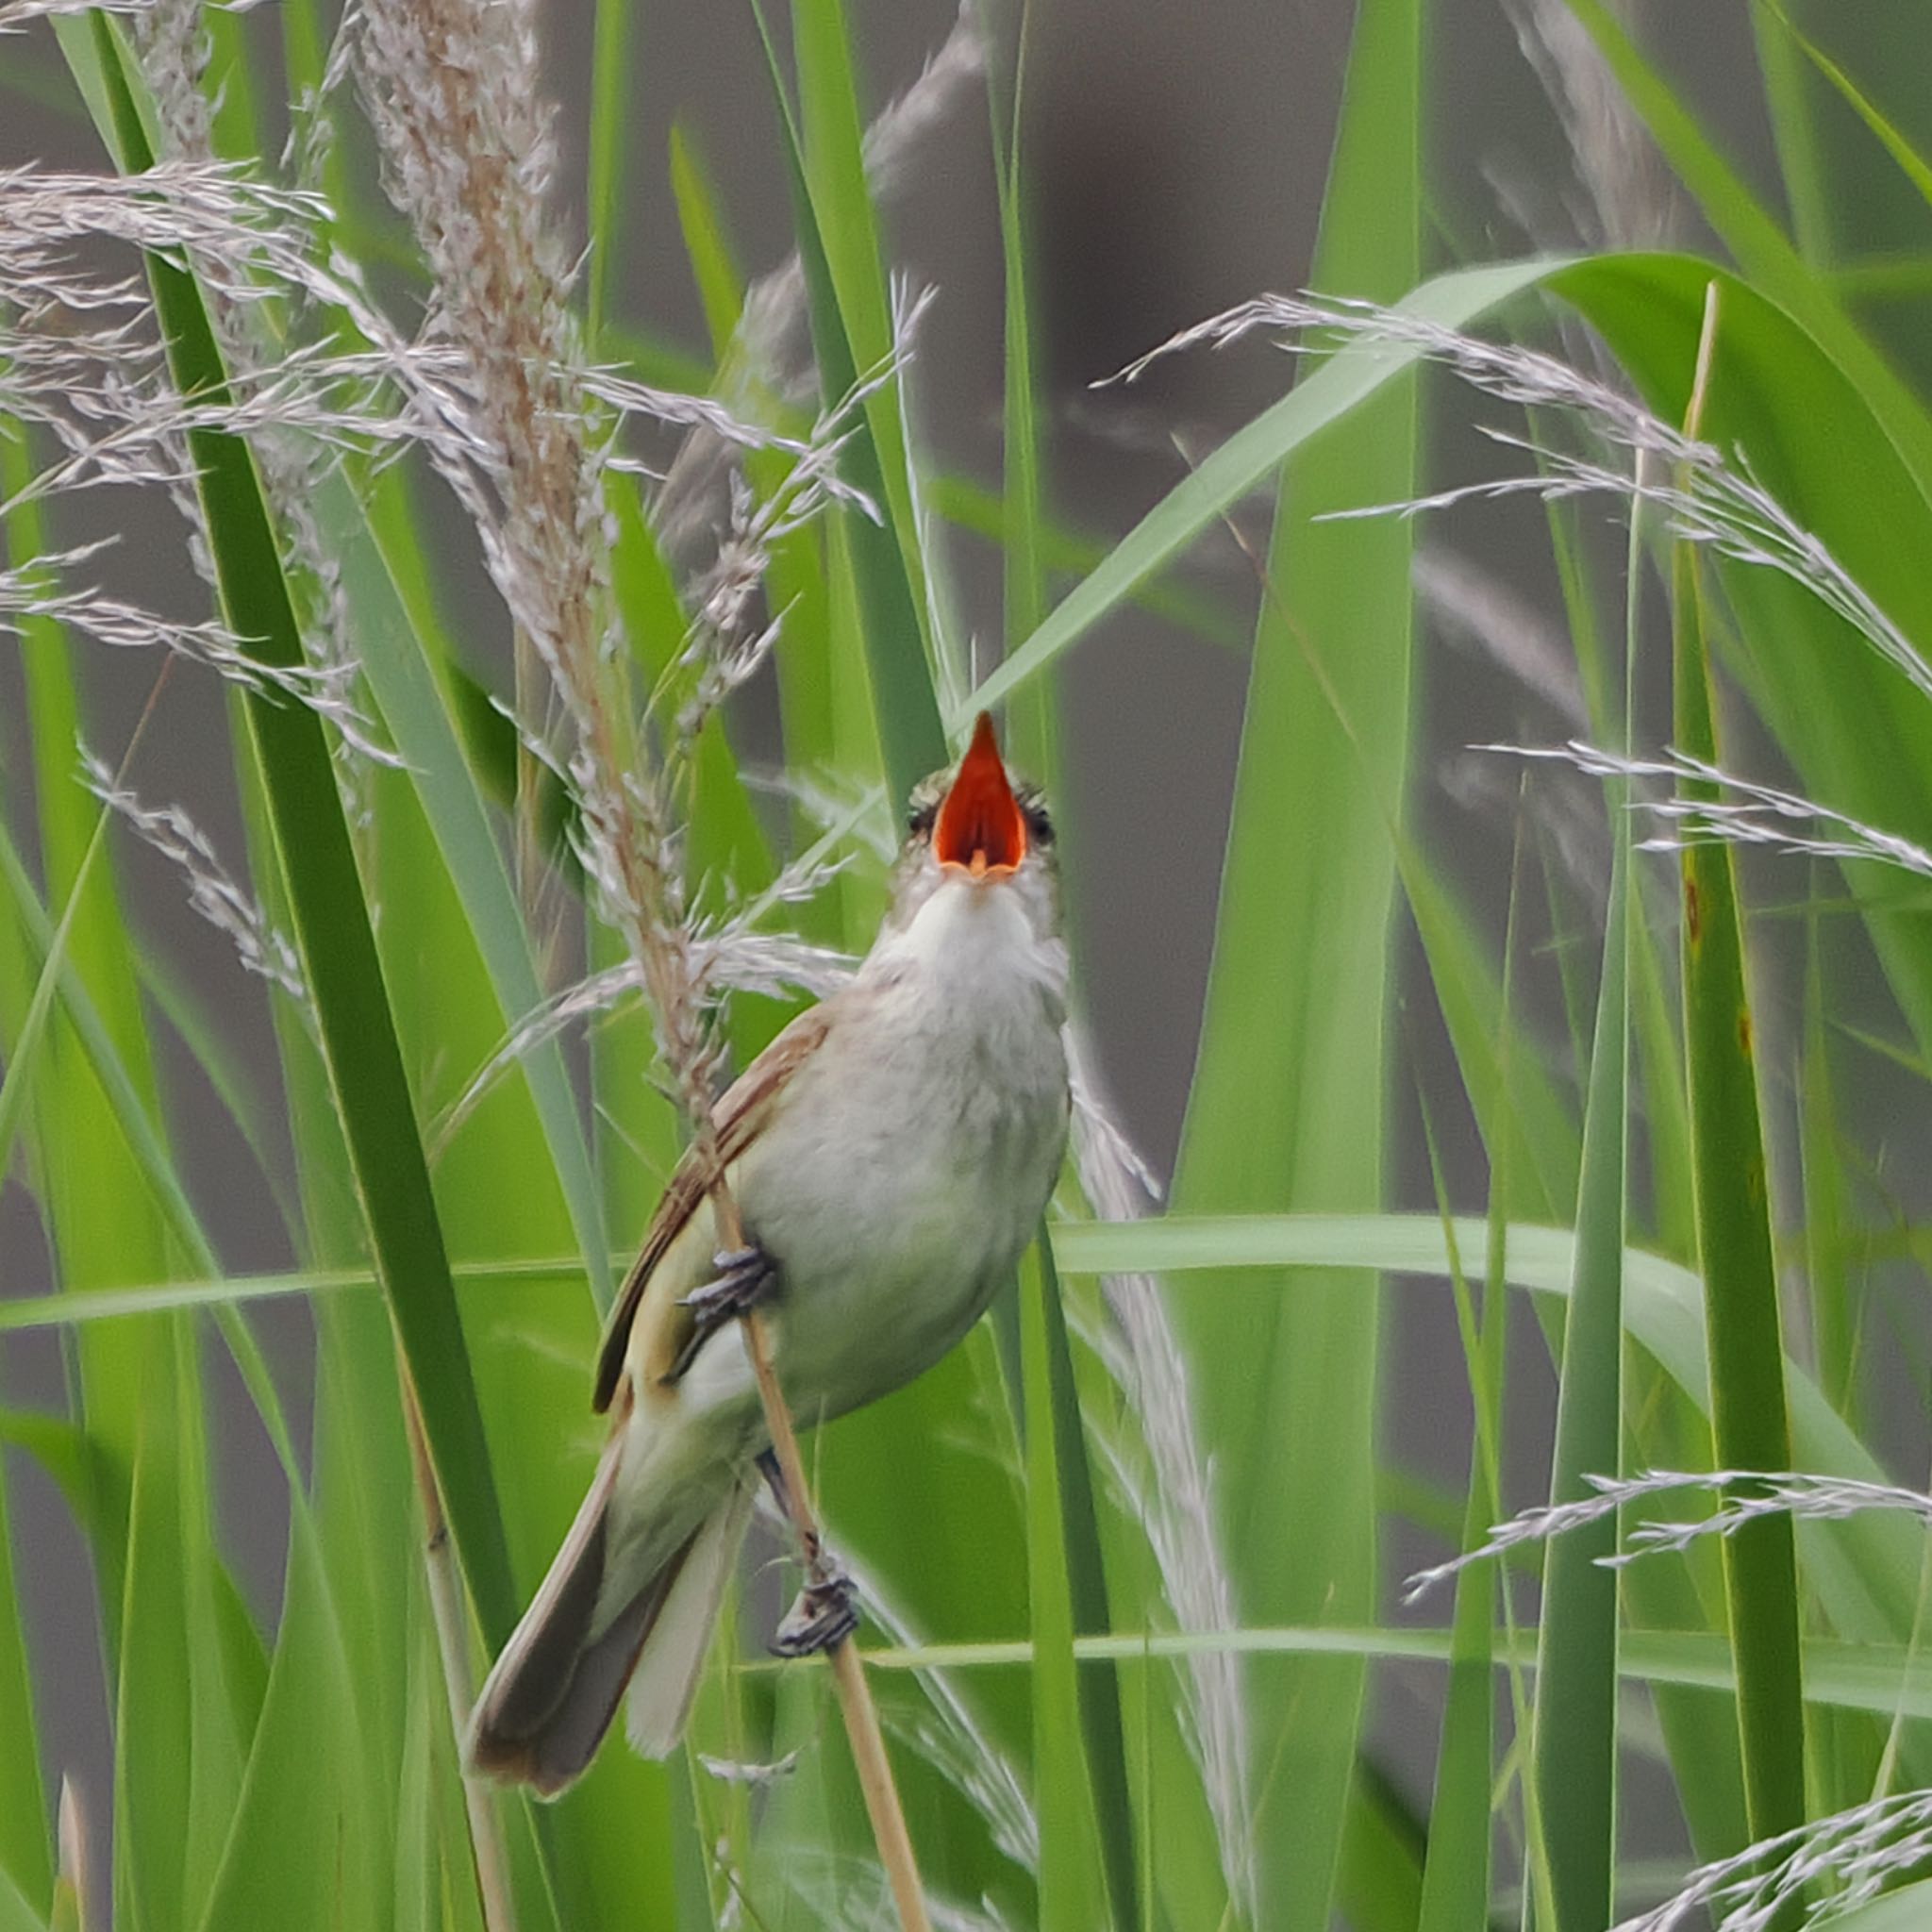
[700,1172,935,1932]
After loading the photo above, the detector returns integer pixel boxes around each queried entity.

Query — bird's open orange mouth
[934,712,1026,877]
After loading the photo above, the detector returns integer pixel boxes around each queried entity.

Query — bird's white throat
[865,872,1068,1006]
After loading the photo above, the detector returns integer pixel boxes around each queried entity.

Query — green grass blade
[1020,1245,1111,1932]
[985,0,1046,659]
[0,817,234,1291]
[1416,1085,1511,1932]
[68,13,520,1648]
[0,1865,48,1932]
[1757,1,1932,214]
[0,1437,48,1911]
[1551,254,1932,1072]
[17,1208,1932,1666]
[0,782,117,1266]
[1528,544,1631,1932]
[1556,0,1932,498]
[788,0,934,657]
[1671,324,1807,1848]
[1750,0,1834,263]
[342,466,613,1311]
[110,1336,198,1932]
[1169,0,1421,1920]
[668,125,746,355]
[4,435,175,1633]
[0,804,54,1924]
[1800,926,1858,1426]
[1337,1762,1424,1932]
[1821,1877,1932,1932]
[967,256,1567,723]
[856,1624,1932,1706]
[586,0,634,343]
[1036,1239,1140,1932]
[195,1505,388,1931]
[756,8,948,802]
[924,474,1245,648]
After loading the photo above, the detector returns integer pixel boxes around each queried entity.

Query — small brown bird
[467,714,1072,1794]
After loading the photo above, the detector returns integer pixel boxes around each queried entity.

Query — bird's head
[886,712,1059,948]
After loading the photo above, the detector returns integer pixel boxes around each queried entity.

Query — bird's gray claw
[668,1243,778,1381]
[770,1566,859,1657]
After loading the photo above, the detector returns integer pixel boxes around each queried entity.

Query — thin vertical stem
[401,1383,517,1932]
[699,1173,933,1932]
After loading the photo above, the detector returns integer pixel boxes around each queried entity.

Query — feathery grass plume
[78,747,308,1006]
[657,7,983,563]
[351,0,738,1137]
[1404,1467,1932,1605]
[0,159,410,763]
[1415,542,1589,729]
[127,0,382,808]
[347,0,869,1059]
[1115,293,1932,708]
[696,1745,802,1789]
[670,325,914,737]
[1,162,340,502]
[130,0,215,164]
[1064,1032,1255,1916]
[0,543,397,761]
[1614,1787,1932,1932]
[347,39,943,1921]
[1501,0,1676,253]
[0,0,157,25]
[435,931,857,1155]
[1512,741,1932,883]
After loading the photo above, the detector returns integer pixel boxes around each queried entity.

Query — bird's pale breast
[745,966,1066,1419]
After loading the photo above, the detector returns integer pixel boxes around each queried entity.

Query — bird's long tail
[466,1447,752,1797]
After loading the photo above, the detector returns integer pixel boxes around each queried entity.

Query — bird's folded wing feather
[591,1001,837,1413]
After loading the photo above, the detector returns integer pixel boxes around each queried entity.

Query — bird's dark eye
[908,802,938,841]
[1023,804,1054,848]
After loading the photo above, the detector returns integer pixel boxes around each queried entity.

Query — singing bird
[468,713,1071,1794]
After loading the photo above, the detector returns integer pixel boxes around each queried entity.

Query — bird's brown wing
[591,1001,836,1413]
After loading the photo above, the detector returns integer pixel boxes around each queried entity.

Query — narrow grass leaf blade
[669,125,747,354]
[1020,1245,1111,1931]
[1036,1239,1139,1932]
[69,15,520,1645]
[0,1867,47,1932]
[967,257,1567,721]
[1415,1188,1507,1932]
[1529,655,1628,1932]
[1336,1763,1424,1932]
[790,0,934,650]
[1170,0,1421,1922]
[586,0,634,342]
[1557,0,1932,498]
[1671,368,1807,1843]
[759,17,947,802]
[0,1424,48,1910]
[343,470,613,1311]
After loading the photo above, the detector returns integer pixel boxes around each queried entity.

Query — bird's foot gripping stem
[755,1450,862,1657]
[772,1564,860,1657]
[669,1243,778,1381]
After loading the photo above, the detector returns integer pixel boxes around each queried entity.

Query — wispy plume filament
[1113,292,1932,708]
[1613,1787,1932,1932]
[1498,741,1932,882]
[79,750,308,1008]
[1405,1467,1932,1605]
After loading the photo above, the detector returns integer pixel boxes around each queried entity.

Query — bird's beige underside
[591,1001,838,1413]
